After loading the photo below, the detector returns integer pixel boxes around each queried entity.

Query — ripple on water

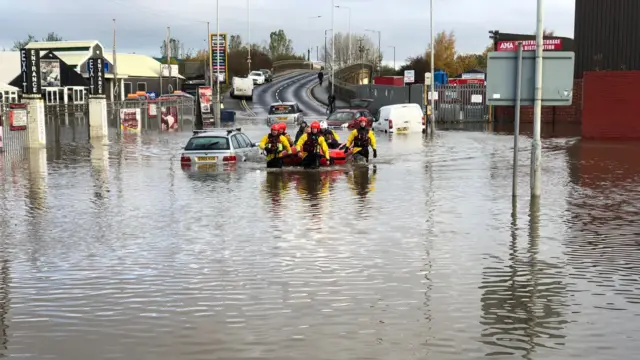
[1,126,640,359]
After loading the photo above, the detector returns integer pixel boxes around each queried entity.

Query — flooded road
[1,121,640,359]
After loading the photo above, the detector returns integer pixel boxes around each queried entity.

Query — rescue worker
[259,123,292,168]
[294,121,308,144]
[295,121,330,169]
[277,122,294,145]
[319,120,340,149]
[345,116,377,162]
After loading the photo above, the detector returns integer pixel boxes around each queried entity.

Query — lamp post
[365,28,381,73]
[429,0,435,131]
[214,0,221,127]
[335,5,351,65]
[388,45,395,71]
[308,15,322,69]
[331,0,335,96]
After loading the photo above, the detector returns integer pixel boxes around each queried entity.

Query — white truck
[230,76,254,101]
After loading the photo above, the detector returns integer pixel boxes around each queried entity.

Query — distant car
[248,71,266,85]
[372,103,424,133]
[266,102,304,126]
[260,69,273,82]
[325,109,374,130]
[180,128,259,170]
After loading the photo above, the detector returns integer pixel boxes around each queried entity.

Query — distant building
[1,40,185,104]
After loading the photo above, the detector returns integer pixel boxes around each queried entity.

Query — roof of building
[0,51,20,84]
[0,82,18,91]
[104,53,185,79]
[55,51,93,67]
[25,40,101,51]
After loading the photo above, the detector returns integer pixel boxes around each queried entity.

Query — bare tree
[320,32,378,67]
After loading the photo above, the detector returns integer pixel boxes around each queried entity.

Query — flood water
[1,119,640,359]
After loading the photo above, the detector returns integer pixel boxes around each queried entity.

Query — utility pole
[247,0,251,73]
[330,0,335,96]
[166,26,172,94]
[207,22,213,88]
[112,19,118,101]
[316,46,319,62]
[531,0,544,197]
[215,0,221,126]
[429,0,435,131]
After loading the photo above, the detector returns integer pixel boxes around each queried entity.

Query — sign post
[19,48,46,147]
[403,70,415,103]
[487,49,575,198]
[88,49,108,139]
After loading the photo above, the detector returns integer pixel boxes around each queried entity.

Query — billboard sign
[20,48,41,94]
[210,33,229,84]
[497,39,563,52]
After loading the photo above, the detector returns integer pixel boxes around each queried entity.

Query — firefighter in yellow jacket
[259,123,292,168]
[345,117,377,162]
[295,121,329,169]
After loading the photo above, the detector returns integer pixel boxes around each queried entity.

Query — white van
[230,77,254,101]
[372,103,424,133]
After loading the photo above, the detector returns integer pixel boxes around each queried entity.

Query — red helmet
[358,117,368,126]
[270,124,279,132]
[310,121,321,130]
[278,122,287,131]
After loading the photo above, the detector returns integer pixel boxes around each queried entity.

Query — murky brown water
[1,119,640,359]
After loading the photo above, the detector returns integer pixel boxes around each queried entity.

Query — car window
[231,135,243,148]
[185,136,230,150]
[327,111,355,123]
[364,111,373,119]
[269,105,296,115]
[240,134,253,147]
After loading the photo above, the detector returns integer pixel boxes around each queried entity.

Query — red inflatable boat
[281,144,347,166]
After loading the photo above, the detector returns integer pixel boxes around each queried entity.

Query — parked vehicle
[248,71,266,85]
[260,69,273,82]
[180,128,258,171]
[372,103,424,133]
[266,102,304,126]
[230,77,254,101]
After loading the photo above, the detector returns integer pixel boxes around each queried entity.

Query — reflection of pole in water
[27,148,48,213]
[478,196,568,357]
[90,138,110,205]
[0,242,10,354]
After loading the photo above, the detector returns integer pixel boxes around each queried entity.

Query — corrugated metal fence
[354,84,488,122]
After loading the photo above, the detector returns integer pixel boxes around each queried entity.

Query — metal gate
[0,104,28,154]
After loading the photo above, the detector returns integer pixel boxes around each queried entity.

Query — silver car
[180,128,258,170]
[266,102,304,127]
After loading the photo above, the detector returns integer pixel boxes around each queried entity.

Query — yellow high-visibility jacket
[259,134,291,161]
[296,133,330,160]
[346,128,377,153]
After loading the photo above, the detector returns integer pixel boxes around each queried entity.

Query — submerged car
[180,128,258,171]
[266,102,304,126]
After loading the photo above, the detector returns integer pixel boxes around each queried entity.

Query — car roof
[269,101,297,106]
[191,128,244,137]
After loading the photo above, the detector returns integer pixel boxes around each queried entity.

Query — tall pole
[247,0,251,73]
[215,0,221,126]
[513,42,523,198]
[207,22,213,88]
[531,0,544,197]
[324,30,328,65]
[331,0,335,96]
[348,8,351,65]
[112,19,118,101]
[429,0,435,129]
[167,26,172,94]
[377,31,381,73]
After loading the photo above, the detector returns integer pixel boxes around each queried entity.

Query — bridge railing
[329,62,375,100]
[272,60,321,74]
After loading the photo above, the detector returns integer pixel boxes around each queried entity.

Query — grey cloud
[0,0,574,63]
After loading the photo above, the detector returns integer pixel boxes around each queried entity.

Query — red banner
[497,39,562,52]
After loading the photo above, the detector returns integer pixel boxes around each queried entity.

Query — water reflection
[27,148,48,213]
[479,197,568,358]
[90,138,110,205]
[346,166,376,212]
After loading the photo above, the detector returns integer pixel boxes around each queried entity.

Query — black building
[574,0,640,78]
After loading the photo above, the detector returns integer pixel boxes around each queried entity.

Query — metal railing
[0,103,29,154]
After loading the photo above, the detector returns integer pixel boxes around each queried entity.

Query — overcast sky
[1,0,574,65]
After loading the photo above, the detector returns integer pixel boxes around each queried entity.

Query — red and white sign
[497,39,562,52]
[448,78,485,85]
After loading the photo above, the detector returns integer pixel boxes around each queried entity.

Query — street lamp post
[388,45,395,71]
[335,5,351,65]
[331,0,335,96]
[308,15,322,69]
[214,0,221,127]
[429,0,435,130]
[365,29,381,73]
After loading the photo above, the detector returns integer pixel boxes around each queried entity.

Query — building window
[137,82,147,92]
[124,82,133,96]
